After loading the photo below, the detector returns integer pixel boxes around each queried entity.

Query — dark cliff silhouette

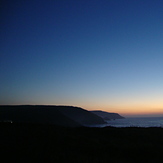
[0,105,106,127]
[91,110,125,120]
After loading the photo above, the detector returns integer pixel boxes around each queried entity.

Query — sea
[100,117,163,128]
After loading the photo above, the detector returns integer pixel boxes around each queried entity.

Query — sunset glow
[1,0,163,117]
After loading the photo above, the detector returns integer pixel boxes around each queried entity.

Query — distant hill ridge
[0,105,106,127]
[90,110,125,120]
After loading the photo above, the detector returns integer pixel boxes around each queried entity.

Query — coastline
[106,117,163,128]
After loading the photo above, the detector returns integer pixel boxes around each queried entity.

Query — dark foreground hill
[1,122,163,163]
[0,105,106,127]
[91,110,124,120]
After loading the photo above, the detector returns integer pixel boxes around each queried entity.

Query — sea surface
[104,117,163,128]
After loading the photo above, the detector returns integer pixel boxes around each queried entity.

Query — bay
[105,117,163,128]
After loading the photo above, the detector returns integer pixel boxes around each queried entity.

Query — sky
[1,0,163,117]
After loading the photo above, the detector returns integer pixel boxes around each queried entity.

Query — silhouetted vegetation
[1,122,163,163]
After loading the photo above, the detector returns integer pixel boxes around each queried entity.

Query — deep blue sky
[1,0,163,116]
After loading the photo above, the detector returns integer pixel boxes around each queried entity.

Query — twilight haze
[1,0,163,117]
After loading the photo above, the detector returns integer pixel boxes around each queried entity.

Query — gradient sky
[1,0,163,116]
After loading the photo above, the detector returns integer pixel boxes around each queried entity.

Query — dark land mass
[0,105,106,127]
[1,122,163,163]
[91,110,125,120]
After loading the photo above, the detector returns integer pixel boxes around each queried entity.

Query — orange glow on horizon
[7,99,163,117]
[84,103,163,117]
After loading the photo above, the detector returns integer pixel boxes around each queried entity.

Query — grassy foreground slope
[1,123,163,163]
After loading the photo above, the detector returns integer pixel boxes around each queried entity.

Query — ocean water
[104,117,163,128]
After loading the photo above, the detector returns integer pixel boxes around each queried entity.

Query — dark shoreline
[1,122,163,163]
